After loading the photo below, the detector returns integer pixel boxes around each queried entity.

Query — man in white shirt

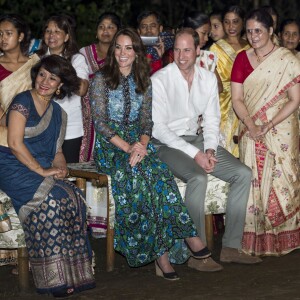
[151,28,262,269]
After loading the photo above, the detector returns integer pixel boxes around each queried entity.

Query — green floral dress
[89,71,197,267]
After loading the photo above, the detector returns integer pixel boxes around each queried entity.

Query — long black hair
[0,14,30,55]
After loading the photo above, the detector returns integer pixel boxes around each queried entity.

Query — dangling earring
[135,55,138,63]
[56,89,60,95]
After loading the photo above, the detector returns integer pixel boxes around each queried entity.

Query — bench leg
[76,178,87,197]
[205,214,214,250]
[106,187,114,272]
[17,247,29,292]
[106,227,115,272]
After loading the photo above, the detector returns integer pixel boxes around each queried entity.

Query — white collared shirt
[151,62,220,158]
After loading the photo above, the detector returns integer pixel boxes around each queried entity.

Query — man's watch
[205,149,216,157]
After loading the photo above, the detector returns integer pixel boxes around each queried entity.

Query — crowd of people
[0,4,299,297]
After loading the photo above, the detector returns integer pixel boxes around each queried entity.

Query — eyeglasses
[98,25,117,31]
[246,28,264,36]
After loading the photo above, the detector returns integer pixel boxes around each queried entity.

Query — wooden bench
[67,162,229,271]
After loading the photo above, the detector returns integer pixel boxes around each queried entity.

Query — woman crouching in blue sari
[0,55,95,297]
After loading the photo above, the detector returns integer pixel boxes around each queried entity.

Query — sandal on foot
[185,242,211,259]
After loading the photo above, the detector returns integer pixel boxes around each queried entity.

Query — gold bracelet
[270,120,275,129]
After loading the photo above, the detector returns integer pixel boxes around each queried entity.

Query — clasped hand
[42,166,69,179]
[248,124,269,140]
[194,151,218,173]
[128,142,148,167]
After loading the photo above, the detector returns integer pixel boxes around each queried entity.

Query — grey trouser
[152,134,252,249]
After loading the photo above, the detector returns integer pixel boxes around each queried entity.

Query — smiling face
[280,23,300,51]
[246,19,272,50]
[223,12,243,38]
[195,23,210,49]
[0,20,23,53]
[174,33,199,75]
[44,21,69,55]
[114,34,136,76]
[96,18,118,44]
[138,14,162,37]
[210,16,225,41]
[35,67,63,98]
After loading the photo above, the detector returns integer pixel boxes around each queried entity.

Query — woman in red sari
[231,9,300,256]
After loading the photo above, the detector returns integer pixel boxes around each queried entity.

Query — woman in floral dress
[89,28,211,280]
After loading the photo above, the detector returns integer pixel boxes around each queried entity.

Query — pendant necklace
[254,44,275,63]
[34,90,51,103]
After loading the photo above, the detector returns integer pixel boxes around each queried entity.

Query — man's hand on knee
[194,151,214,173]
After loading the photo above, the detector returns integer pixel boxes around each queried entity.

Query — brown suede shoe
[220,247,262,264]
[188,257,223,272]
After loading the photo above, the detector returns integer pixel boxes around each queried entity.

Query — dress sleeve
[231,51,246,83]
[71,53,89,80]
[89,72,116,140]
[8,91,31,120]
[231,50,254,83]
[139,83,153,137]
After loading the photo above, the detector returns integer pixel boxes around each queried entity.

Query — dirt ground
[1,229,300,300]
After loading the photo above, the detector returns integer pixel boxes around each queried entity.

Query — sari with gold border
[0,54,39,266]
[239,47,300,256]
[210,39,250,157]
[0,91,95,294]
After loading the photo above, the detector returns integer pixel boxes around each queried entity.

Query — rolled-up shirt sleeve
[152,77,200,158]
[201,74,220,152]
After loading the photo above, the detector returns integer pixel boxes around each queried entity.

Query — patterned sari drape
[239,48,300,256]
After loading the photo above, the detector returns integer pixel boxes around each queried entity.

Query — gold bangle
[270,120,275,129]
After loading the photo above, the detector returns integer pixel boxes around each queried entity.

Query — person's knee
[234,163,252,182]
[187,173,208,190]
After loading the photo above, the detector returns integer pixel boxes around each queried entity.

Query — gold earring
[56,89,60,95]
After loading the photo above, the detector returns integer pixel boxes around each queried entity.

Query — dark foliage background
[0,0,299,47]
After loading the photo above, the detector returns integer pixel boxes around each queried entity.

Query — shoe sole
[220,258,262,264]
[188,265,224,272]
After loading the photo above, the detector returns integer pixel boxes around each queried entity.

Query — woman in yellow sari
[210,5,249,157]
[231,9,300,256]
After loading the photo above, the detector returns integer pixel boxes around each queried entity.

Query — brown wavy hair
[102,27,150,94]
